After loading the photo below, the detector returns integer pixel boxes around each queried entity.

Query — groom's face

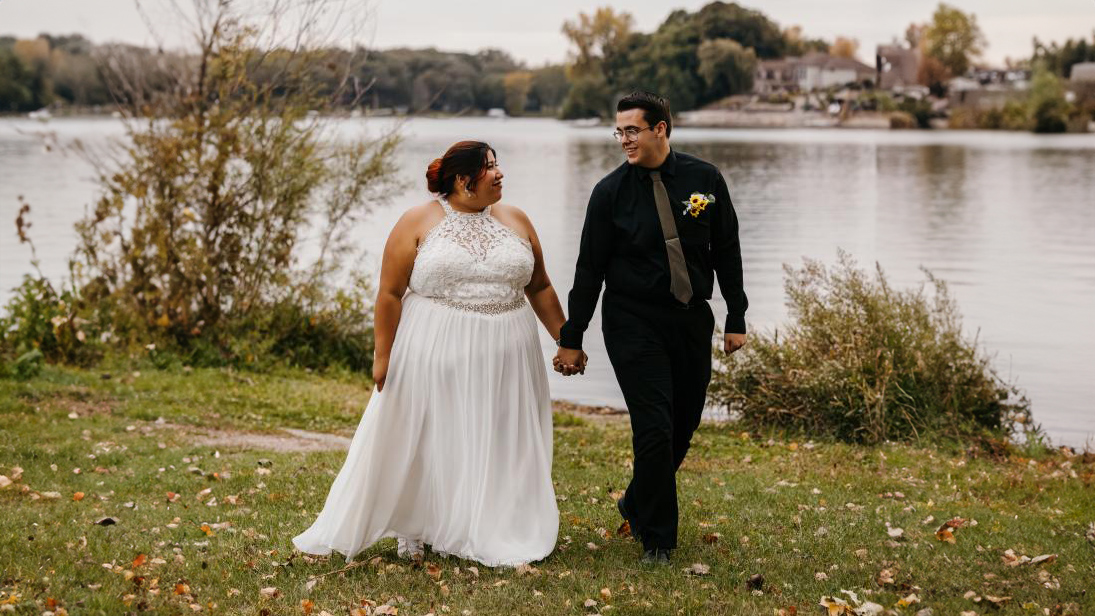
[616,108,664,168]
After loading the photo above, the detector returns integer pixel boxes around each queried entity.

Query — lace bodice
[409,199,535,310]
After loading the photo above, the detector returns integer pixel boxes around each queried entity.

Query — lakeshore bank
[1,364,1092,615]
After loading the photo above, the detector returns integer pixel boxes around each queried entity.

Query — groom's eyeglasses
[612,125,655,142]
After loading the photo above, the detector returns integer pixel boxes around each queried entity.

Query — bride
[293,141,583,567]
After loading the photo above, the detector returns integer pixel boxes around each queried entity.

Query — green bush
[708,253,1033,445]
[897,98,933,128]
[221,273,375,373]
[45,3,398,374]
[888,111,917,129]
[1029,63,1072,134]
[0,275,105,370]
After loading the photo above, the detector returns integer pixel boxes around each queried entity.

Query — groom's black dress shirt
[559,150,748,350]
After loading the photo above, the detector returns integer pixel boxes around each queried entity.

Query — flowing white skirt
[292,292,558,567]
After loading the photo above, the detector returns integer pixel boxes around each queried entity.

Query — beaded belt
[431,297,527,315]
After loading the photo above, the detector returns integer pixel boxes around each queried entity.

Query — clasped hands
[552,347,587,376]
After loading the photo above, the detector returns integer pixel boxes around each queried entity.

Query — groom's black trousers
[601,290,714,550]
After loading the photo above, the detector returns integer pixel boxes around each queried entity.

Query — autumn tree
[503,71,534,116]
[560,6,633,118]
[830,37,860,60]
[71,0,400,369]
[924,3,986,77]
[783,25,829,56]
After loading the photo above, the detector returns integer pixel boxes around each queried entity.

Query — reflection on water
[1,117,1094,446]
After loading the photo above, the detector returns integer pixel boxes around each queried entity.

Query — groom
[554,91,747,564]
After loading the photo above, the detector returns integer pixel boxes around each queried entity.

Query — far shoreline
[8,107,1094,134]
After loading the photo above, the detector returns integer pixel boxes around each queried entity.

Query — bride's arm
[372,208,426,391]
[514,210,566,343]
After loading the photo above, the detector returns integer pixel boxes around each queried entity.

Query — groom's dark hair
[617,91,672,137]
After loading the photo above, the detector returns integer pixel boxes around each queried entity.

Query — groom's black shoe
[616,498,639,542]
[641,547,671,565]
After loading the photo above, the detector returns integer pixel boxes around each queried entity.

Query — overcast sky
[1,0,1092,66]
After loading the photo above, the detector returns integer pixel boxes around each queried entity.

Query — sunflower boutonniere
[682,192,714,218]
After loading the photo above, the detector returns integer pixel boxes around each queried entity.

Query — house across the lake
[754,52,875,95]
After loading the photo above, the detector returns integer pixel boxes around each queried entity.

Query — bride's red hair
[426,141,496,196]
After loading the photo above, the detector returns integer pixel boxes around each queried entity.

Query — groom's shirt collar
[635,149,678,179]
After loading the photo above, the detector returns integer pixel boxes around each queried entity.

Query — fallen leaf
[426,563,442,580]
[1029,554,1057,566]
[897,594,920,607]
[685,563,710,576]
[746,573,764,590]
[301,599,314,614]
[175,584,189,595]
[199,524,214,537]
[877,569,895,585]
[260,587,279,599]
[855,602,884,616]
[702,532,721,544]
[132,554,147,568]
[515,564,539,576]
[886,526,905,540]
[600,587,611,600]
[94,517,117,526]
[374,606,398,615]
[983,595,1011,608]
[815,572,829,581]
[73,492,85,501]
[0,476,12,489]
[819,596,854,615]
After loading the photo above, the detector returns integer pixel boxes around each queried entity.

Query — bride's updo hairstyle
[426,141,497,197]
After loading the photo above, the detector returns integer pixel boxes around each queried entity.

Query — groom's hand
[724,333,746,354]
[553,347,586,376]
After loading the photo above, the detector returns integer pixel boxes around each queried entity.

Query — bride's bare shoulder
[392,200,446,234]
[492,203,533,232]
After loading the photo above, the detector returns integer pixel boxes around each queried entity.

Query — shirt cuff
[725,313,746,335]
[558,322,584,350]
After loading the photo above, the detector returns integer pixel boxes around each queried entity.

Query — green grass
[1,365,1093,615]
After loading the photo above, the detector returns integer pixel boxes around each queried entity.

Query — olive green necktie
[649,170,693,304]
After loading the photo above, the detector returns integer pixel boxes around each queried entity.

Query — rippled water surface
[2,117,1093,445]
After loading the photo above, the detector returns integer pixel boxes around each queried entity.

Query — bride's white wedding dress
[292,198,558,567]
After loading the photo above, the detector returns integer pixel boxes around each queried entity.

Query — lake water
[2,117,1094,447]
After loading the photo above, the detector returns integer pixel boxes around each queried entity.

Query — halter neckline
[439,196,491,217]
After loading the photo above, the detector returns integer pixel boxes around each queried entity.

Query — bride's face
[470,151,504,203]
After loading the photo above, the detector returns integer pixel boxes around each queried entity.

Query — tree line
[1,3,1092,117]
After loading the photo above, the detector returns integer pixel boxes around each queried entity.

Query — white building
[755,52,875,95]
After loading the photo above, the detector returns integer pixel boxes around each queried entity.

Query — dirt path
[171,400,626,453]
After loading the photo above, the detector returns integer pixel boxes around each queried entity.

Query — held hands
[724,333,746,354]
[553,347,588,376]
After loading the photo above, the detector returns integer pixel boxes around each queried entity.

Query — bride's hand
[373,356,389,392]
